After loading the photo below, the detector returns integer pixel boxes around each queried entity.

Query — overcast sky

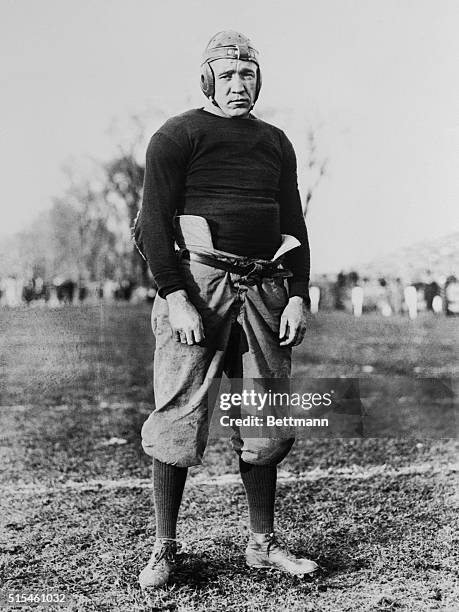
[1,0,458,272]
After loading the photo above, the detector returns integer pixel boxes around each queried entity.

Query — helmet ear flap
[255,66,262,102]
[200,63,215,98]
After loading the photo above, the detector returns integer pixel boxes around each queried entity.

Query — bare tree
[302,128,328,217]
[104,111,166,284]
[52,160,129,283]
[253,107,328,218]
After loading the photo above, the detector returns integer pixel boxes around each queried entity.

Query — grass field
[0,305,458,611]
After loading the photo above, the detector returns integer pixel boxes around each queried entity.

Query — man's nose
[230,74,245,92]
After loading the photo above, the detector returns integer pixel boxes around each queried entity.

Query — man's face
[210,58,258,118]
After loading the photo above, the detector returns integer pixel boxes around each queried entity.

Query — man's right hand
[166,290,205,345]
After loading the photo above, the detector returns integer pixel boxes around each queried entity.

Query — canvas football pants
[141,254,295,468]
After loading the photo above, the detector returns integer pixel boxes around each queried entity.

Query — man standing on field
[136,30,318,589]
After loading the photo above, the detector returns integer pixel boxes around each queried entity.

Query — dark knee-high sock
[239,458,277,534]
[153,458,188,540]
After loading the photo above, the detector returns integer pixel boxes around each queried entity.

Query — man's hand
[279,296,308,347]
[166,290,205,345]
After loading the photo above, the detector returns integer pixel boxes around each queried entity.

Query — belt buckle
[241,262,267,285]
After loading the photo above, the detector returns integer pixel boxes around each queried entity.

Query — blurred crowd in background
[1,269,458,319]
[309,270,459,318]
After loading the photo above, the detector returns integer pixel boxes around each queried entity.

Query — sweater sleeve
[139,131,188,298]
[278,132,311,306]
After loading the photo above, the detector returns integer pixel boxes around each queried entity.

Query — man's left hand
[279,296,308,346]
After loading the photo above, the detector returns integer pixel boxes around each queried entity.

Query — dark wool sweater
[139,108,310,300]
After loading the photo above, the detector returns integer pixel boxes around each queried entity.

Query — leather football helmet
[200,30,262,103]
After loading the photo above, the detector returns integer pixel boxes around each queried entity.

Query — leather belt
[181,249,292,283]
